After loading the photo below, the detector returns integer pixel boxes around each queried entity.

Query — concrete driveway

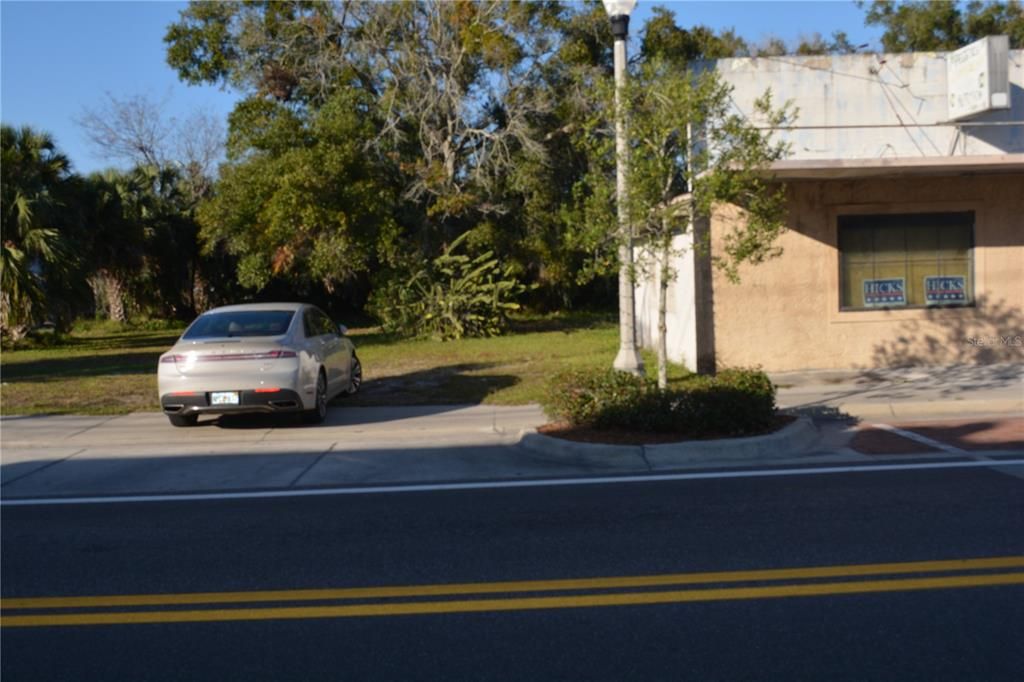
[1,405,554,498]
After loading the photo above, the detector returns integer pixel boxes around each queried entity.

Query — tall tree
[77,91,227,316]
[641,7,751,64]
[862,0,1024,51]
[0,125,73,339]
[77,170,145,322]
[355,0,565,243]
[166,0,577,303]
[77,91,224,205]
[198,89,397,295]
[567,59,792,383]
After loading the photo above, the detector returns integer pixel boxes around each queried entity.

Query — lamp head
[602,0,637,17]
[602,0,637,40]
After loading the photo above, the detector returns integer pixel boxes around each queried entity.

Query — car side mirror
[338,324,348,336]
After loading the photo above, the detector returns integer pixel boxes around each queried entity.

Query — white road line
[871,423,972,457]
[2,459,1022,507]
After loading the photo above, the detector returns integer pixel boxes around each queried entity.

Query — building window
[838,211,974,311]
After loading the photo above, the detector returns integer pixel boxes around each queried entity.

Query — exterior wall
[712,49,1024,159]
[635,232,697,368]
[711,174,1024,371]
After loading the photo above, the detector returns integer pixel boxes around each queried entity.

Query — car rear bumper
[161,389,305,417]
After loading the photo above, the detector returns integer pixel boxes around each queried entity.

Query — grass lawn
[0,314,690,416]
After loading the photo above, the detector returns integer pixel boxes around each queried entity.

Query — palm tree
[1,125,72,339]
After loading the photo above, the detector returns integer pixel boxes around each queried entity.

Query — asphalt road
[3,462,1023,681]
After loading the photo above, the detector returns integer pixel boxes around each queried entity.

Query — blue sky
[1,1,883,175]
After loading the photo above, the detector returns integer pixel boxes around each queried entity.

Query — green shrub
[543,367,777,438]
[541,368,653,428]
[368,233,529,341]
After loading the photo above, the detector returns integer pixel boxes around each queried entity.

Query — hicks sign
[925,276,967,304]
[863,278,906,307]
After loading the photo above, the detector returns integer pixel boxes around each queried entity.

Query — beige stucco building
[636,39,1024,372]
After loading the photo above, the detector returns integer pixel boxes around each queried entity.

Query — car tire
[346,354,362,395]
[168,413,198,427]
[303,370,328,424]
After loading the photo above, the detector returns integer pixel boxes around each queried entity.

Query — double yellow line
[4,556,1024,628]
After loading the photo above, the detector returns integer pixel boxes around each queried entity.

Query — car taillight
[163,350,297,363]
[197,350,298,361]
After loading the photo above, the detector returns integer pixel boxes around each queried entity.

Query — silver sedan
[157,303,361,427]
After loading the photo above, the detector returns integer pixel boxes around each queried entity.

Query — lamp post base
[613,346,645,375]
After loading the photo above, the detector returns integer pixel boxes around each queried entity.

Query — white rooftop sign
[947,35,1011,121]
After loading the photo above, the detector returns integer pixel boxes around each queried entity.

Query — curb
[518,417,819,470]
[518,432,648,471]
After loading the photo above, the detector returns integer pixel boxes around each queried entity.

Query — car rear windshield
[183,311,295,339]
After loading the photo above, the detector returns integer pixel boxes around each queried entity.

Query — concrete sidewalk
[769,363,1023,459]
[772,362,1023,420]
[1,364,1021,500]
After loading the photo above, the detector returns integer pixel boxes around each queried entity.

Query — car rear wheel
[167,413,198,427]
[303,371,328,424]
[346,354,362,395]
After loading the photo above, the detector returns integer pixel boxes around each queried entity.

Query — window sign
[863,278,906,307]
[839,212,973,311]
[925,276,967,304]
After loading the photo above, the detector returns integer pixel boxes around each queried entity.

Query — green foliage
[641,7,751,64]
[368,232,529,341]
[564,59,793,287]
[164,0,240,87]
[794,31,861,55]
[1,122,219,335]
[165,0,346,103]
[542,367,653,428]
[1,125,74,339]
[166,1,605,308]
[66,164,212,323]
[199,88,396,293]
[543,367,777,437]
[862,0,1024,51]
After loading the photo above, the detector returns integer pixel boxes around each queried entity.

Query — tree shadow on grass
[349,363,520,406]
[346,329,409,348]
[1,350,165,381]
[508,313,615,335]
[64,332,182,351]
[347,312,616,348]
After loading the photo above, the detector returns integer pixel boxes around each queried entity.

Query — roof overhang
[764,154,1024,180]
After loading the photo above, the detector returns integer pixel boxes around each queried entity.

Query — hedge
[542,367,776,438]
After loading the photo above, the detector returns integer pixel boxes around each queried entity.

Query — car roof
[202,303,309,314]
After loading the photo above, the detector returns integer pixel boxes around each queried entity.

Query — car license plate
[210,391,240,405]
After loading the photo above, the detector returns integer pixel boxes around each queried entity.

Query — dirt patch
[537,415,797,446]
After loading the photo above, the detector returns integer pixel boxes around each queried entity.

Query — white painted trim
[871,423,971,457]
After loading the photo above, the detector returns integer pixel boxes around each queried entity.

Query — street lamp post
[603,0,643,376]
